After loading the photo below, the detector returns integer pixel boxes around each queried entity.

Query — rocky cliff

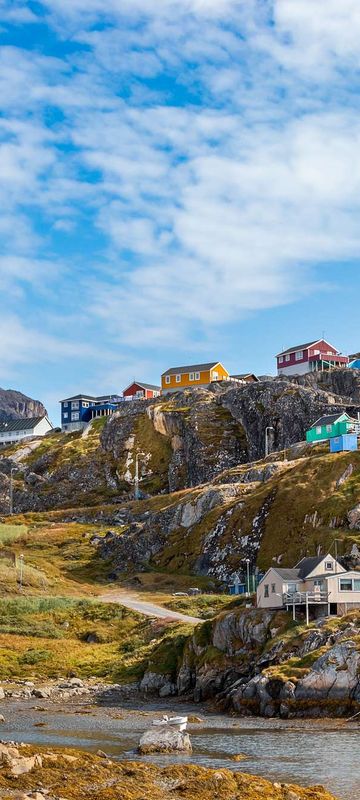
[0,387,47,421]
[141,605,360,718]
[2,371,360,581]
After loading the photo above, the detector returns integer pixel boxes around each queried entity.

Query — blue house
[60,393,122,432]
[330,434,358,453]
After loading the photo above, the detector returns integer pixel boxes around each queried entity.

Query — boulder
[32,687,53,699]
[0,687,5,700]
[140,671,173,694]
[138,727,192,754]
[347,503,360,530]
[295,641,360,700]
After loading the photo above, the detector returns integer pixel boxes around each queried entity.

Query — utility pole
[18,553,24,592]
[9,467,14,516]
[245,558,250,597]
[265,426,274,458]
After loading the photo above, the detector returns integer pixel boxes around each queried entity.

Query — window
[316,426,322,435]
[295,350,303,361]
[82,402,89,408]
[212,371,218,380]
[176,374,181,383]
[71,401,79,410]
[325,561,333,570]
[264,584,269,598]
[287,583,297,594]
[165,376,171,384]
[71,412,80,421]
[279,356,284,363]
[194,372,200,380]
[326,425,332,433]
[354,579,360,591]
[63,402,68,408]
[63,413,68,419]
[189,373,195,381]
[271,583,276,593]
[285,354,290,362]
[339,578,353,591]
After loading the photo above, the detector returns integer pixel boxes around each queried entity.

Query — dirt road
[100,590,202,625]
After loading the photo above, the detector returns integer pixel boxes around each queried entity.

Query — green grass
[165,593,247,619]
[0,596,198,681]
[0,524,28,544]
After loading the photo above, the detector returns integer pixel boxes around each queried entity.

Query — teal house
[306,413,360,443]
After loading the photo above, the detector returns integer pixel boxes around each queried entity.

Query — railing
[283,591,329,604]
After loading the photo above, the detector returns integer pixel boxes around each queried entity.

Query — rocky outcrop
[138,727,192,754]
[0,387,47,422]
[146,607,360,718]
[0,742,337,800]
[220,377,360,461]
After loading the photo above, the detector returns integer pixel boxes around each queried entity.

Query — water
[2,697,359,800]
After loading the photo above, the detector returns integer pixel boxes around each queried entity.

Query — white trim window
[264,584,269,598]
[82,402,89,408]
[71,412,80,421]
[71,401,79,410]
[325,561,333,570]
[165,375,171,384]
[326,425,332,433]
[339,578,353,591]
[339,577,360,591]
[316,426,322,434]
[63,413,68,419]
[295,350,303,361]
[189,373,195,381]
[285,354,290,362]
[194,372,200,380]
[63,402,68,408]
[176,374,181,383]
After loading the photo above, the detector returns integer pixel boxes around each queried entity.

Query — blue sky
[1,0,360,424]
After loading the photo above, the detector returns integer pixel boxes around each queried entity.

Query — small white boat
[152,714,188,732]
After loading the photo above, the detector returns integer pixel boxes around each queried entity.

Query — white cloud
[1,0,360,370]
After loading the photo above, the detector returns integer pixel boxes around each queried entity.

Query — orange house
[161,361,229,394]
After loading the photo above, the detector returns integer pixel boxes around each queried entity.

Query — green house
[306,413,360,443]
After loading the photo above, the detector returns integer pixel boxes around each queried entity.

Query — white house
[257,554,360,618]
[0,417,53,446]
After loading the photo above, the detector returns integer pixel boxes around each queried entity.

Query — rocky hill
[141,603,360,719]
[0,387,47,422]
[1,371,360,581]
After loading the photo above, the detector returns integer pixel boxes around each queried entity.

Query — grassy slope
[154,449,360,573]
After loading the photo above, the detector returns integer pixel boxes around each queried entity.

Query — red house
[277,339,348,377]
[123,381,161,400]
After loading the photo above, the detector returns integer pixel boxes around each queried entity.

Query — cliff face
[2,371,360,582]
[142,604,360,718]
[0,387,47,421]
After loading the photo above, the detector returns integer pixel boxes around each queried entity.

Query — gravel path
[100,590,202,625]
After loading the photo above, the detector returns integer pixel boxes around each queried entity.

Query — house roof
[272,568,301,580]
[310,413,350,428]
[123,381,160,392]
[231,373,259,382]
[0,417,48,433]
[60,394,97,403]
[295,555,326,579]
[277,340,319,357]
[162,362,220,377]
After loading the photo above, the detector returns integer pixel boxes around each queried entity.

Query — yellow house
[161,361,229,394]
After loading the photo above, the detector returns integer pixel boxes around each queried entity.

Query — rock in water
[138,727,192,754]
